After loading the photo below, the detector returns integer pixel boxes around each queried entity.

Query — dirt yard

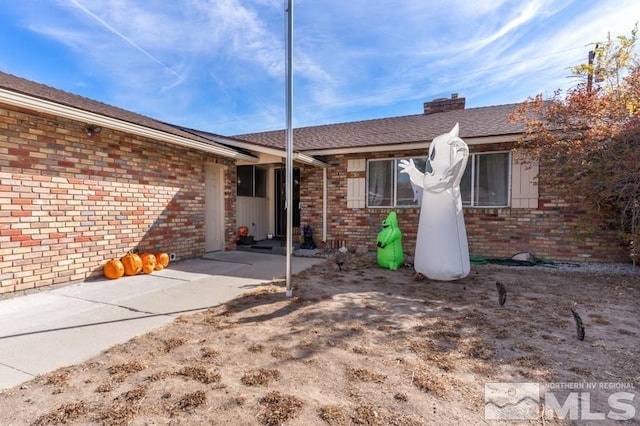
[0,253,638,425]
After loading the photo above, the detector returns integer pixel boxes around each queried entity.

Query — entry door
[205,163,224,252]
[274,167,300,237]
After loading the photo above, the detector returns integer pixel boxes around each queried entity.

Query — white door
[205,163,224,252]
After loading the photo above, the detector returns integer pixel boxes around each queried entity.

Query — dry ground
[0,253,638,425]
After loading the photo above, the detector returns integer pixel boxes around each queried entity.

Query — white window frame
[366,158,425,208]
[462,151,511,208]
[365,151,512,209]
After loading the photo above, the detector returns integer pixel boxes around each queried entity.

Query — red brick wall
[0,103,236,293]
[300,150,628,263]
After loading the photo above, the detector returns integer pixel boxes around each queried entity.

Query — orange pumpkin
[155,252,170,268]
[238,226,249,237]
[140,253,156,274]
[103,259,124,280]
[122,252,142,276]
[154,262,165,271]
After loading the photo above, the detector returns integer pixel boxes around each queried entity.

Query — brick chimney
[423,93,465,115]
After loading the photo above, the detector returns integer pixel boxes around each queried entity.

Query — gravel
[540,261,640,275]
[476,260,640,276]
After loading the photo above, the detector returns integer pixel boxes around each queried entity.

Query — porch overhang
[293,152,328,168]
[204,136,328,168]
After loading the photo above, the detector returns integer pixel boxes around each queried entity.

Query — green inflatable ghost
[376,211,404,270]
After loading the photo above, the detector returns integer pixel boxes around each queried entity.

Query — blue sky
[0,1,638,135]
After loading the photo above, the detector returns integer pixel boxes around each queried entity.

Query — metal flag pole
[285,0,293,297]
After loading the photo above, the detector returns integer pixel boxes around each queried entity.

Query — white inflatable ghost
[399,123,470,281]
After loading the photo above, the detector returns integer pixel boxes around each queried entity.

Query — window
[367,160,394,207]
[461,152,510,207]
[237,165,267,197]
[367,158,425,207]
[366,152,510,208]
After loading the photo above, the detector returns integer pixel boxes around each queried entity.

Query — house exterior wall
[300,147,628,263]
[0,103,236,294]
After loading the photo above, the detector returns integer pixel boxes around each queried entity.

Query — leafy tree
[509,25,640,263]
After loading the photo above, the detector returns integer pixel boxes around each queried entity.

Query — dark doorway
[275,167,300,237]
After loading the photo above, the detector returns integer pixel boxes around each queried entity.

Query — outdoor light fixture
[86,124,102,136]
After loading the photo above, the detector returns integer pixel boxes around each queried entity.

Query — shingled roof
[234,103,525,152]
[0,70,525,157]
[0,70,249,158]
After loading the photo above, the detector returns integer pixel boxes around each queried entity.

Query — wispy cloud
[2,0,639,133]
[462,1,547,53]
[67,0,184,85]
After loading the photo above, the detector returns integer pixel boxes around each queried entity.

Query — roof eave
[300,134,522,156]
[202,133,328,168]
[0,88,258,162]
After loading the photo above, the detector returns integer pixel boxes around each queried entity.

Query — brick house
[0,72,628,294]
[229,95,628,264]
[0,71,258,294]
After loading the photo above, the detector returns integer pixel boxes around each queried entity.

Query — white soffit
[0,88,258,162]
[301,135,519,156]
